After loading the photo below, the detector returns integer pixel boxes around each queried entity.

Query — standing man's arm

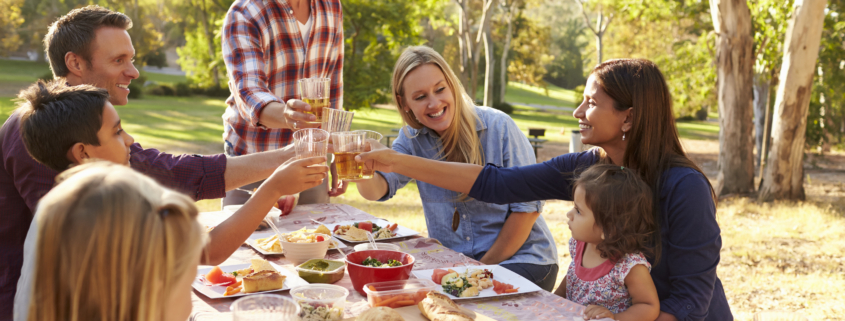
[222,7,313,130]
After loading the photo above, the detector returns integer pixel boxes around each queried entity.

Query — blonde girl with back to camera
[26,161,207,321]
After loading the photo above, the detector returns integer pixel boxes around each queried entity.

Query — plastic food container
[296,259,346,284]
[363,279,438,308]
[353,243,401,252]
[290,284,349,321]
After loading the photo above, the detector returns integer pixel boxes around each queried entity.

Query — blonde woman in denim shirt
[353,46,559,290]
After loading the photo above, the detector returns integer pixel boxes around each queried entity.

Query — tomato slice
[316,235,325,242]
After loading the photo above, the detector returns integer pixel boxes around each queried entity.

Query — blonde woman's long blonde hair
[28,161,208,321]
[392,46,484,166]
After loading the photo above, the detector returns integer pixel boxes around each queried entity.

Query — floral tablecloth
[191,203,596,321]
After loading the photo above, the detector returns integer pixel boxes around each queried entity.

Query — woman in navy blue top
[356,59,732,321]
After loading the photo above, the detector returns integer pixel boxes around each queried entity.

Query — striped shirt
[222,0,344,155]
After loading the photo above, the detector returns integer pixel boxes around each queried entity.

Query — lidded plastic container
[362,279,438,308]
[295,259,345,284]
[290,284,348,321]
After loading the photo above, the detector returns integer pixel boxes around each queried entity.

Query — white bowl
[222,205,281,217]
[279,233,332,266]
[353,243,401,252]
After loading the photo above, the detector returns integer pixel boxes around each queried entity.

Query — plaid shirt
[222,0,344,155]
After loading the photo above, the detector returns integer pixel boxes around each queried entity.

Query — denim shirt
[378,106,558,266]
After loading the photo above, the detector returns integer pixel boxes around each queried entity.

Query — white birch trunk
[759,0,827,201]
[710,0,755,196]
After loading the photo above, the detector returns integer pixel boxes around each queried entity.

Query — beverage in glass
[299,78,331,124]
[331,131,365,180]
[353,130,383,179]
[293,128,330,159]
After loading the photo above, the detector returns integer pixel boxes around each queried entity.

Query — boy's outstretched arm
[202,156,327,265]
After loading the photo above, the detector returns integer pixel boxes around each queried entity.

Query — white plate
[246,231,347,255]
[323,219,419,243]
[412,265,543,300]
[193,262,309,299]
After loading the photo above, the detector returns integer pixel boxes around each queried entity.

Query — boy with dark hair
[18,82,113,171]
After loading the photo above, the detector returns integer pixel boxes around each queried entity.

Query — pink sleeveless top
[565,238,650,314]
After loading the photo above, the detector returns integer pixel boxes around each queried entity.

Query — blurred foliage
[543,18,587,90]
[507,13,552,89]
[171,0,231,90]
[341,0,444,109]
[0,0,24,56]
[807,0,845,151]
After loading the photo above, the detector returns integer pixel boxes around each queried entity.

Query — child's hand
[583,305,615,320]
[265,156,328,196]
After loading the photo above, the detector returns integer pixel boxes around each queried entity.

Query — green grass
[143,71,188,85]
[0,59,52,83]
[504,82,580,107]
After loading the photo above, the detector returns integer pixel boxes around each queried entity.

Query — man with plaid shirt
[222,0,345,205]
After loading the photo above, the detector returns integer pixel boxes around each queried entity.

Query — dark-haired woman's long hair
[591,58,717,264]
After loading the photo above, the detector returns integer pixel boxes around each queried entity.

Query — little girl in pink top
[556,164,660,321]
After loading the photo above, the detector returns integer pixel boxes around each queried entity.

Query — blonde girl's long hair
[28,161,208,321]
[392,46,484,166]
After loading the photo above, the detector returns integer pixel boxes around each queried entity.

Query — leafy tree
[543,18,587,89]
[0,0,24,56]
[506,14,552,89]
[342,0,441,109]
[807,0,845,150]
[169,0,232,89]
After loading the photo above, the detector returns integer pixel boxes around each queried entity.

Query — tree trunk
[759,0,827,202]
[753,73,770,168]
[483,27,494,107]
[499,7,515,105]
[596,32,603,65]
[710,0,755,196]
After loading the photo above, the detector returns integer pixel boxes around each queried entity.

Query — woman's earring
[601,233,605,240]
[622,132,626,141]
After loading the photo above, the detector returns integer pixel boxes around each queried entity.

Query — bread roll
[417,292,476,321]
[242,270,286,293]
[358,306,405,321]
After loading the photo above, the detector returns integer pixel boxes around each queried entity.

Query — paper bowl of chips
[279,232,332,265]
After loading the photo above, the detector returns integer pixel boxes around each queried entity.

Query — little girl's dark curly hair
[573,164,657,262]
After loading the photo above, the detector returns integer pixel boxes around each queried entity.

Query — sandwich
[418,291,476,321]
[357,306,405,321]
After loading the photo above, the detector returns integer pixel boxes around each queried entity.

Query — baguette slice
[417,291,476,321]
[242,270,286,293]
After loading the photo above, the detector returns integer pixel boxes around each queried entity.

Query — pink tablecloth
[191,204,593,321]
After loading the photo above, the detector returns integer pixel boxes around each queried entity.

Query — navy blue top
[468,149,732,321]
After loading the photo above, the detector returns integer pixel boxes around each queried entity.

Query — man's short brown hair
[43,5,132,78]
[17,80,109,171]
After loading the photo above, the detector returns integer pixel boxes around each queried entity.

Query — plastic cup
[231,294,300,321]
[353,130,383,179]
[321,108,354,134]
[299,78,330,124]
[331,131,365,180]
[293,128,330,160]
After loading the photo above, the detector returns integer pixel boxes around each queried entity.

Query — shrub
[147,84,176,96]
[175,82,191,97]
[695,107,709,121]
[492,101,514,114]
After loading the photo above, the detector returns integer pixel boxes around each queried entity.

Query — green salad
[361,256,402,268]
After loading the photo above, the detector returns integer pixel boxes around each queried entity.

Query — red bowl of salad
[345,250,415,296]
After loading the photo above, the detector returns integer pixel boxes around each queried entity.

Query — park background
[1,0,845,319]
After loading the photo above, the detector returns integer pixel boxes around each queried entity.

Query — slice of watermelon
[357,221,373,232]
[204,266,237,285]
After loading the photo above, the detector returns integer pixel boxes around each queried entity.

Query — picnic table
[191,203,595,321]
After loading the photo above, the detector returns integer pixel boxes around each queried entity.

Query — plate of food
[193,259,309,299]
[246,226,347,255]
[411,265,542,300]
[324,219,419,243]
